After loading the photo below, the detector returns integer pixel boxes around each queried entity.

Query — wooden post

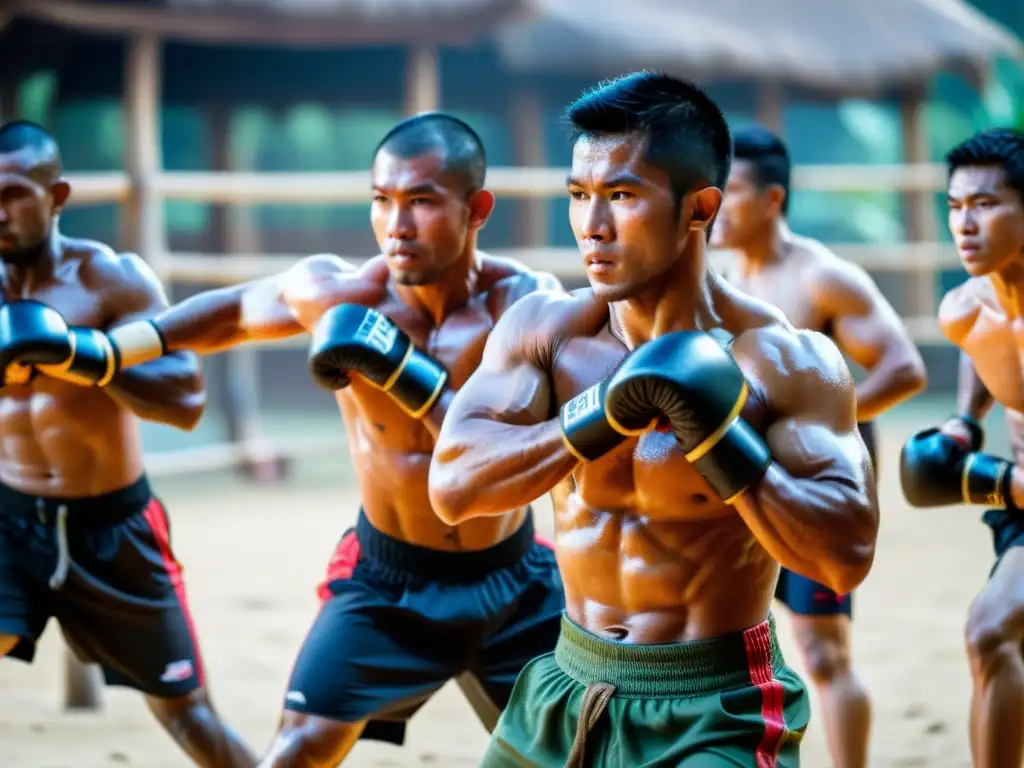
[755,82,784,134]
[207,104,283,483]
[510,89,548,247]
[899,85,938,318]
[404,45,440,115]
[120,33,168,278]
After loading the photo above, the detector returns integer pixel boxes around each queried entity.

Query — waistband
[554,613,785,697]
[355,508,536,582]
[0,474,153,529]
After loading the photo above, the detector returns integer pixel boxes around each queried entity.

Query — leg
[776,567,869,768]
[259,713,366,768]
[260,531,464,766]
[63,645,103,710]
[965,546,1024,768]
[790,614,870,768]
[57,497,257,766]
[146,688,257,768]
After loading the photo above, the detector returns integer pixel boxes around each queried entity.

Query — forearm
[153,286,251,355]
[737,465,877,594]
[420,388,455,440]
[103,352,205,430]
[853,356,926,422]
[957,352,994,420]
[429,417,578,524]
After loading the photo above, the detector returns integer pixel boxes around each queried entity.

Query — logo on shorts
[285,690,307,706]
[354,310,397,355]
[561,384,602,429]
[160,660,195,683]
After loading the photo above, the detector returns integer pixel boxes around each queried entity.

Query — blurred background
[2,1,1024,765]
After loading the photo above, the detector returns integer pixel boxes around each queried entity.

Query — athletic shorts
[775,421,878,618]
[0,475,204,698]
[481,613,809,767]
[982,506,1024,577]
[284,509,564,745]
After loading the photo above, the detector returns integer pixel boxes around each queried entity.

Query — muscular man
[711,124,927,768]
[901,127,1024,768]
[0,121,256,766]
[99,113,566,766]
[429,72,879,766]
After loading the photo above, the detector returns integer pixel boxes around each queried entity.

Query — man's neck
[736,219,791,275]
[612,236,718,348]
[396,247,480,325]
[990,259,1024,318]
[3,230,61,295]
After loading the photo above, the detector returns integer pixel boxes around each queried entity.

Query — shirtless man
[94,113,566,766]
[429,72,880,766]
[0,121,256,766]
[711,124,927,768]
[900,127,1024,768]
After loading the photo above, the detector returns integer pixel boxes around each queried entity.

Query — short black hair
[0,120,62,181]
[946,127,1024,202]
[733,124,791,215]
[373,112,486,196]
[565,71,732,206]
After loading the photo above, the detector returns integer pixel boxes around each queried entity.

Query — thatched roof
[7,0,530,46]
[496,0,1024,94]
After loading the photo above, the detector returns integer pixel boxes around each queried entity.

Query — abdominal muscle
[556,494,779,644]
[0,384,145,498]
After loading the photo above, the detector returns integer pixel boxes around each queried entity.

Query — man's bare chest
[3,280,105,329]
[960,308,1024,412]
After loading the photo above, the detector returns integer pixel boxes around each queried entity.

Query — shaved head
[373,112,486,197]
[0,120,63,184]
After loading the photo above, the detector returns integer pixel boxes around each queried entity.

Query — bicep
[826,272,911,370]
[450,341,553,428]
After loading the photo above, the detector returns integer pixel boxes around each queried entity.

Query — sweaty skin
[430,276,878,645]
[150,252,558,552]
[0,238,204,498]
[718,232,926,421]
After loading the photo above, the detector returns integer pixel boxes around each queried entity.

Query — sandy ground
[0,396,1007,767]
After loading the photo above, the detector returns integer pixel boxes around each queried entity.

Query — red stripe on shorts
[742,620,787,768]
[533,534,554,550]
[142,498,206,687]
[316,531,361,603]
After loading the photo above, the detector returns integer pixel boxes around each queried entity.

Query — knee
[798,630,851,685]
[146,688,214,732]
[0,634,20,657]
[259,714,362,768]
[965,605,1024,678]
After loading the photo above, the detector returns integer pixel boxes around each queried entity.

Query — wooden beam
[900,86,939,319]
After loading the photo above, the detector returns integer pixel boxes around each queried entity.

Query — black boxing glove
[0,301,75,386]
[308,304,448,419]
[900,427,1016,509]
[560,330,771,503]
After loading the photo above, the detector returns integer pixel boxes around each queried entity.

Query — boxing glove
[37,318,165,387]
[308,304,448,419]
[560,330,771,502]
[0,301,75,386]
[900,427,1015,509]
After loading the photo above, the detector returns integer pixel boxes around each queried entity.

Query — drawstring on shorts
[38,498,71,590]
[566,681,615,768]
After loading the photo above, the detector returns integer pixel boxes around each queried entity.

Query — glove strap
[961,453,1016,510]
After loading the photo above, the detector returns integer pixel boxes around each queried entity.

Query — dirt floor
[0,396,1006,767]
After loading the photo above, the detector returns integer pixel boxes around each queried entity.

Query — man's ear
[688,185,723,233]
[765,184,786,218]
[51,180,71,213]
[467,189,495,230]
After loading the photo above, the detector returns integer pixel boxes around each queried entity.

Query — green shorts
[482,613,809,767]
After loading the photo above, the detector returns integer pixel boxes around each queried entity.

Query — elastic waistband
[355,509,535,582]
[555,613,785,697]
[0,474,153,528]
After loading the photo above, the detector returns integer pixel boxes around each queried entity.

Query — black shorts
[0,475,204,698]
[285,509,564,746]
[774,421,877,618]
[982,507,1024,577]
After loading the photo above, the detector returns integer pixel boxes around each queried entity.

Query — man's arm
[429,292,579,524]
[89,253,205,430]
[956,352,995,422]
[816,261,927,422]
[733,328,879,595]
